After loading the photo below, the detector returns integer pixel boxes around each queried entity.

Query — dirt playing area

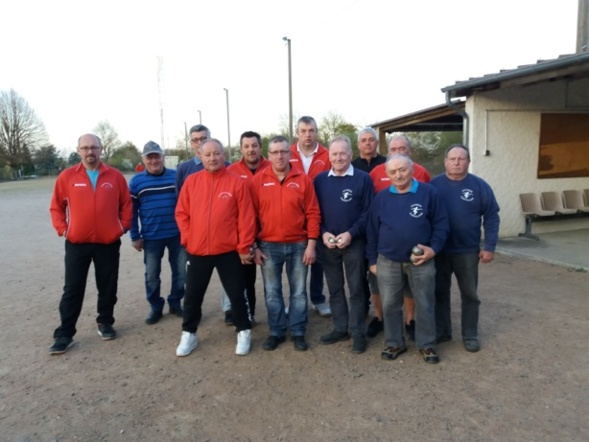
[1,177,587,442]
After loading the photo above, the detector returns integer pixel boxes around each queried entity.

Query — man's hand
[253,248,267,266]
[322,232,337,249]
[480,250,494,264]
[335,231,352,249]
[239,252,253,265]
[411,244,435,266]
[132,239,143,252]
[303,240,316,266]
[369,264,377,275]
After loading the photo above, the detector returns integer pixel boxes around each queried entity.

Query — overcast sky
[0,0,580,153]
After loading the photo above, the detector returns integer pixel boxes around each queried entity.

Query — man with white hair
[366,154,448,364]
[315,135,374,354]
[367,135,431,340]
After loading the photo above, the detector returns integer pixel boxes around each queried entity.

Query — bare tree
[0,89,48,171]
[93,120,121,161]
[318,111,359,153]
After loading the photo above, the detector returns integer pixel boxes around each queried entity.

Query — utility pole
[283,37,293,144]
[157,56,165,149]
[183,122,188,156]
[198,110,202,124]
[224,88,231,161]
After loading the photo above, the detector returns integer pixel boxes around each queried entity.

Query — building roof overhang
[370,102,464,134]
[441,52,589,99]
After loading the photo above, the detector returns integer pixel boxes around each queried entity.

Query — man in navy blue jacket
[366,154,449,363]
[314,136,374,354]
[431,144,500,353]
[130,141,185,324]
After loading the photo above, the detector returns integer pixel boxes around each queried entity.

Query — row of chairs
[520,190,589,216]
[518,189,589,239]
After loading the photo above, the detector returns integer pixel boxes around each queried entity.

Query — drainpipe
[445,92,471,150]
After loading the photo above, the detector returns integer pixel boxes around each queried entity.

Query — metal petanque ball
[411,246,424,256]
[410,246,424,264]
[328,237,337,244]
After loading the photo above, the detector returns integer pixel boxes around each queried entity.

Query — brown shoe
[381,345,407,360]
[419,347,440,364]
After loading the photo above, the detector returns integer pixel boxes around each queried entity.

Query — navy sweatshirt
[366,179,449,265]
[314,168,374,238]
[430,173,500,253]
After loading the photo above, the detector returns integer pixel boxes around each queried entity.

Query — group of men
[49,116,499,365]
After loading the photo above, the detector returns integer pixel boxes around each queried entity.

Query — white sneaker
[235,329,251,356]
[176,331,197,357]
[313,302,332,318]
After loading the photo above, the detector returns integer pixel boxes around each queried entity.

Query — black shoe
[319,330,350,345]
[419,347,440,364]
[463,338,480,352]
[49,337,74,355]
[352,335,367,354]
[145,310,163,325]
[381,345,407,360]
[169,305,183,318]
[366,317,383,338]
[436,334,453,344]
[224,310,234,326]
[263,335,286,351]
[292,336,309,352]
[97,324,117,340]
[405,320,415,341]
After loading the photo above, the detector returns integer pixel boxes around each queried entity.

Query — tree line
[1,89,461,181]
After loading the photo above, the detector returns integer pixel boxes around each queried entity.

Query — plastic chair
[540,191,577,215]
[519,193,555,216]
[562,190,589,213]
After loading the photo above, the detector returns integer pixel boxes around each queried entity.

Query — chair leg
[518,216,539,240]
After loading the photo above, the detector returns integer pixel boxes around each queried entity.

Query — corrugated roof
[442,52,589,99]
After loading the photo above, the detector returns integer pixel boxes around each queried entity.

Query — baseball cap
[142,141,163,156]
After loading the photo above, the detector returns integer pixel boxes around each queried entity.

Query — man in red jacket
[289,116,331,318]
[227,131,270,322]
[252,135,321,352]
[49,133,132,355]
[175,138,255,357]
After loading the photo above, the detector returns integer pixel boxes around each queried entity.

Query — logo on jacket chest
[461,189,474,202]
[218,191,233,199]
[409,204,423,218]
[340,189,353,202]
[286,182,300,189]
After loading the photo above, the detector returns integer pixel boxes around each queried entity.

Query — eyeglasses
[79,146,101,152]
[268,150,290,156]
[191,136,208,143]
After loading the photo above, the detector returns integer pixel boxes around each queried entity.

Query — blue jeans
[321,238,366,336]
[144,236,186,312]
[435,253,480,339]
[377,254,436,348]
[259,240,309,337]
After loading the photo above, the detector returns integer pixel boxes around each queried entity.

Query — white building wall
[466,78,589,237]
